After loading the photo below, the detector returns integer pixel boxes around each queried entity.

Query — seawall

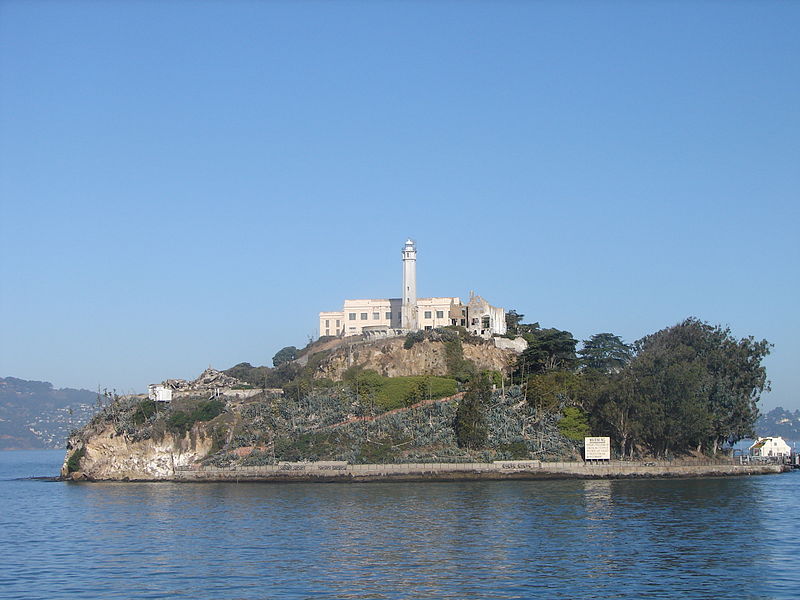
[74,459,788,483]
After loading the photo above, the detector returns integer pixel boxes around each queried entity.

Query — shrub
[131,399,158,425]
[66,446,85,473]
[558,406,590,441]
[167,399,225,435]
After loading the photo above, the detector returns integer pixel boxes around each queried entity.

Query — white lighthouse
[401,238,418,330]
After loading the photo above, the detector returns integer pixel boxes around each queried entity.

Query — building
[319,239,507,338]
[749,436,791,458]
[148,384,172,403]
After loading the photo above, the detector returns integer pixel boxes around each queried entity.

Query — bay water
[1,450,797,599]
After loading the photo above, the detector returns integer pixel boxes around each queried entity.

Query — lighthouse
[401,238,418,330]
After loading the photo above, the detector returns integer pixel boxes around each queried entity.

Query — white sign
[584,437,611,460]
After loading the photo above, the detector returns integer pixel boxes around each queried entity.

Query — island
[61,318,788,482]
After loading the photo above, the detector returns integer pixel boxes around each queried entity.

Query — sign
[584,437,611,460]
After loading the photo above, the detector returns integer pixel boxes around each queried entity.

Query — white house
[749,436,791,457]
[148,384,173,403]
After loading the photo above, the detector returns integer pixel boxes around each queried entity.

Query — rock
[493,337,528,353]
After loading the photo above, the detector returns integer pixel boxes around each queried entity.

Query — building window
[325,320,329,327]
[385,312,391,320]
[424,311,432,319]
[349,327,356,331]
[436,311,444,319]
[336,320,340,327]
[361,313,368,320]
[325,329,330,336]
[424,326,432,330]
[349,313,356,320]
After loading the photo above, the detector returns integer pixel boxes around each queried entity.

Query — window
[336,320,340,327]
[349,313,356,320]
[424,326,432,330]
[372,312,379,320]
[349,327,356,331]
[385,312,391,320]
[424,311,432,319]
[361,313,368,320]
[436,311,444,319]
[325,329,330,336]
[325,320,329,327]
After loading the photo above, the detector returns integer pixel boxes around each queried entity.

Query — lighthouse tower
[401,238,418,330]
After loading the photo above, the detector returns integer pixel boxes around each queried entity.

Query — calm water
[0,451,797,599]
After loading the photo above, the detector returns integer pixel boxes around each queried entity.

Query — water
[1,451,797,599]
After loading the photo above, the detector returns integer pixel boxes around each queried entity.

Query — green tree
[579,333,633,373]
[558,406,590,441]
[453,374,491,449]
[272,346,298,367]
[505,310,524,335]
[632,318,770,455]
[516,326,579,376]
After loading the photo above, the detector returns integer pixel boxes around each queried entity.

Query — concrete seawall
[166,460,788,483]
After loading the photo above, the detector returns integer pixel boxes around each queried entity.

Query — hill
[756,407,800,440]
[0,377,97,450]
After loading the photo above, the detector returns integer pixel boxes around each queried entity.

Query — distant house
[148,384,172,403]
[749,436,791,457]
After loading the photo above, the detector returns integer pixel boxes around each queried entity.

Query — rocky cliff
[314,336,518,380]
[62,425,214,480]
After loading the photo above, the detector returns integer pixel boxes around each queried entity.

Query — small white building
[148,384,173,403]
[749,436,791,457]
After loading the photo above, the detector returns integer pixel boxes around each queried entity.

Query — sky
[1,1,798,410]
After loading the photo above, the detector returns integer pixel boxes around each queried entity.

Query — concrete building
[148,384,172,403]
[319,239,507,338]
[749,436,791,458]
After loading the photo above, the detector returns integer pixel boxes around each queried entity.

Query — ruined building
[319,239,507,338]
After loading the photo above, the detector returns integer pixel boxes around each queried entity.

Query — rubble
[162,367,246,392]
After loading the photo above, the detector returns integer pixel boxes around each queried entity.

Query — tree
[516,326,579,376]
[579,333,633,373]
[453,374,491,449]
[272,346,298,367]
[558,407,590,441]
[628,318,771,456]
[505,310,524,335]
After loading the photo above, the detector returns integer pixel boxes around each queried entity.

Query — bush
[131,399,158,425]
[558,406,590,441]
[167,399,225,435]
[66,446,85,473]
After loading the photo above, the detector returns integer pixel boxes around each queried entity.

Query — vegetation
[272,346,299,367]
[345,368,458,411]
[66,446,85,473]
[578,333,633,373]
[166,399,226,435]
[71,314,770,468]
[509,316,771,458]
[454,374,491,449]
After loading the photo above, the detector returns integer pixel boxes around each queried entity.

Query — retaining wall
[171,460,787,483]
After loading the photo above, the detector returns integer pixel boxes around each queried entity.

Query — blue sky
[1,1,798,410]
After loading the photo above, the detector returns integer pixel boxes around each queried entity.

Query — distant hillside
[755,406,800,440]
[0,377,97,450]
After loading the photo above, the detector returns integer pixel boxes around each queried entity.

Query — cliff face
[62,425,214,480]
[314,337,517,380]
